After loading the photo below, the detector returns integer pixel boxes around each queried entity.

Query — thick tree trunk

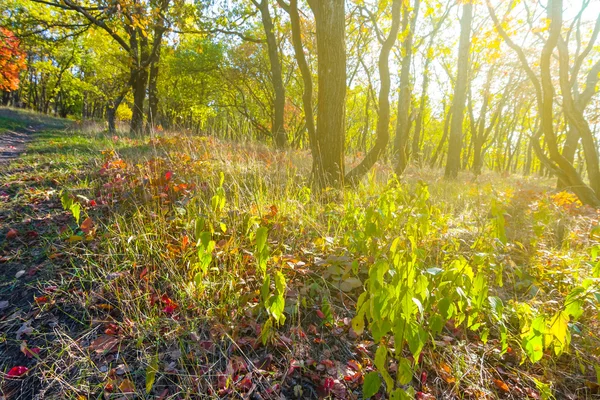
[345,0,402,184]
[444,1,472,179]
[309,0,346,187]
[258,0,287,148]
[130,66,148,136]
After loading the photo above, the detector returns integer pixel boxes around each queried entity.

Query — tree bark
[394,0,420,174]
[279,0,318,173]
[309,0,346,187]
[444,1,472,179]
[257,0,287,148]
[146,22,166,132]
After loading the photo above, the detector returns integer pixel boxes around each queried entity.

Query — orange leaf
[81,218,94,235]
[181,235,190,250]
[119,378,135,393]
[493,378,510,393]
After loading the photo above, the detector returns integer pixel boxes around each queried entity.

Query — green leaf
[260,317,273,345]
[274,271,286,295]
[397,358,413,385]
[145,353,159,394]
[547,311,570,355]
[533,378,555,400]
[60,191,72,210]
[564,288,584,319]
[256,227,268,253]
[70,203,81,225]
[362,371,381,398]
[374,345,393,391]
[429,314,444,335]
[261,275,270,304]
[390,388,412,400]
[267,295,285,324]
[407,323,426,360]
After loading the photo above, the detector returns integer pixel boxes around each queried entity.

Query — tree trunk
[309,0,346,187]
[394,0,420,174]
[146,33,163,132]
[412,57,430,165]
[130,65,148,136]
[281,0,318,173]
[345,0,402,184]
[472,67,493,174]
[430,105,451,168]
[444,1,472,179]
[258,0,287,148]
[557,36,600,196]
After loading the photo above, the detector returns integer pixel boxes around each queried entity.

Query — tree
[444,0,472,179]
[394,0,420,174]
[487,0,600,206]
[0,27,26,92]
[308,0,346,187]
[253,0,287,148]
[28,0,172,135]
[345,0,402,184]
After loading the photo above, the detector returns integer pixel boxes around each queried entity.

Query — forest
[0,0,600,398]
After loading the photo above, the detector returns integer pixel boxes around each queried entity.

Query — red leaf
[322,377,335,393]
[316,310,325,319]
[161,294,178,314]
[21,344,40,358]
[420,371,428,386]
[6,228,18,240]
[7,366,28,377]
[165,171,173,181]
[89,200,97,207]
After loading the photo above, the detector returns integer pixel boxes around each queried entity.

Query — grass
[0,108,599,399]
[0,107,69,134]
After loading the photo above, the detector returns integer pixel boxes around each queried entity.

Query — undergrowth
[0,121,599,399]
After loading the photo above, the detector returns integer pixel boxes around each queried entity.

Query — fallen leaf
[16,322,33,339]
[7,366,28,377]
[81,217,94,235]
[119,378,135,393]
[20,342,41,358]
[6,228,18,240]
[15,270,25,279]
[89,335,120,355]
[494,378,510,393]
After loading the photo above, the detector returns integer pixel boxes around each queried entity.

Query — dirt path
[0,108,68,164]
[0,128,36,163]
